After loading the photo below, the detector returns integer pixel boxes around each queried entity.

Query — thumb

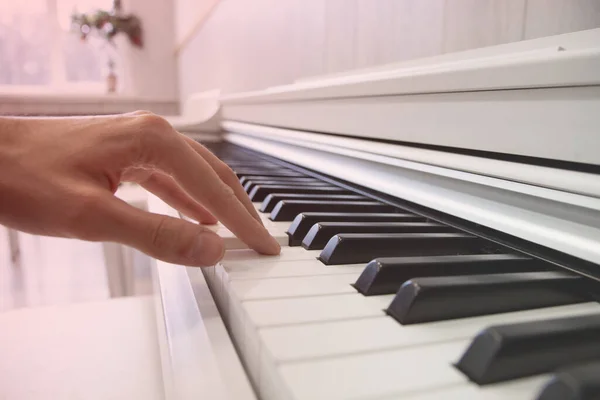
[95,194,225,267]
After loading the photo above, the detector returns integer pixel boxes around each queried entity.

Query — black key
[236,170,305,179]
[261,194,366,213]
[244,180,331,193]
[388,271,588,324]
[287,213,425,246]
[242,176,322,186]
[319,233,486,265]
[225,162,279,169]
[456,313,600,385]
[355,254,547,296]
[271,200,396,222]
[303,222,454,250]
[536,361,600,400]
[242,175,319,185]
[249,185,347,202]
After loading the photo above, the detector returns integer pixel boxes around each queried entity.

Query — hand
[0,111,281,267]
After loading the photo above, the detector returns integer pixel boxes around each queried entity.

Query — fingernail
[190,232,224,266]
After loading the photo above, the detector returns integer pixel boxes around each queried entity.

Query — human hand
[0,111,280,267]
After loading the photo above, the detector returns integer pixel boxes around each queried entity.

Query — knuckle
[130,110,152,116]
[137,113,173,134]
[128,114,177,162]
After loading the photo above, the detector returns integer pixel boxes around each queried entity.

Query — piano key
[456,313,600,385]
[260,194,365,213]
[212,222,290,249]
[222,246,322,264]
[249,185,348,202]
[243,177,324,189]
[401,376,550,400]
[244,179,331,193]
[259,302,600,362]
[236,170,306,179]
[226,162,280,169]
[239,175,319,185]
[271,200,396,222]
[302,221,455,250]
[536,361,600,400]
[287,212,425,246]
[319,232,486,265]
[388,271,589,324]
[243,293,395,327]
[355,254,547,295]
[278,341,469,400]
[229,273,362,301]
[223,259,366,280]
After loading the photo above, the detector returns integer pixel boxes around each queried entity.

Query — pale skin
[0,111,281,267]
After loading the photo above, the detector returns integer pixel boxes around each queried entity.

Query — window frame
[0,0,112,94]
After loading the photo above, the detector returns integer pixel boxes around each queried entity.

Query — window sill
[0,90,179,116]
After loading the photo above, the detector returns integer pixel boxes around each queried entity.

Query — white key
[228,273,362,300]
[224,259,365,280]
[259,302,600,362]
[243,294,394,326]
[185,212,291,249]
[402,376,549,400]
[222,247,319,264]
[278,341,469,400]
[214,247,322,314]
[218,224,289,249]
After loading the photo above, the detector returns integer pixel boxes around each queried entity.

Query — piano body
[152,28,600,400]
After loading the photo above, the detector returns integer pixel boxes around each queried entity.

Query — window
[0,0,114,91]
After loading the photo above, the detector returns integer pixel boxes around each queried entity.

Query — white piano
[152,28,600,400]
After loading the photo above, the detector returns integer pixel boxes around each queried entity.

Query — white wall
[120,0,178,101]
[175,0,600,102]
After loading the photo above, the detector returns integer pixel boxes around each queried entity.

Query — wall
[120,0,178,101]
[176,0,600,101]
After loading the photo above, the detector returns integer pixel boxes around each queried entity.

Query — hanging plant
[71,0,143,48]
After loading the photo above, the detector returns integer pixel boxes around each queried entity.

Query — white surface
[165,89,222,133]
[222,45,600,102]
[224,121,600,201]
[147,193,256,400]
[0,296,164,400]
[174,0,220,46]
[260,302,600,362]
[119,0,178,101]
[177,0,599,95]
[218,29,600,165]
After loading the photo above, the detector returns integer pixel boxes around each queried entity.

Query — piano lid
[217,28,600,167]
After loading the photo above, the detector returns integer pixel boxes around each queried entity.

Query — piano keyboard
[195,142,600,400]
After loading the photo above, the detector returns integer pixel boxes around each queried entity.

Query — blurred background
[1,0,599,116]
[0,0,599,311]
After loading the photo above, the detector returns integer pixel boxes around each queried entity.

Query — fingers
[94,193,225,267]
[124,167,218,224]
[169,143,280,255]
[122,113,280,255]
[181,136,264,225]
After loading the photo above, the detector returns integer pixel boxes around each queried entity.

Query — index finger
[181,135,264,225]
[138,127,280,255]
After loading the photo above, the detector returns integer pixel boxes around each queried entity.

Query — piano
[152,28,600,400]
